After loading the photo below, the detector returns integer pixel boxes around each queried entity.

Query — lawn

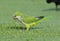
[0,0,60,41]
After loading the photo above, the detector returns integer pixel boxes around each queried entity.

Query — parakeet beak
[13,15,17,20]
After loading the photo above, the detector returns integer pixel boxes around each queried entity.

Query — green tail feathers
[35,16,45,23]
[37,16,46,23]
[30,16,46,26]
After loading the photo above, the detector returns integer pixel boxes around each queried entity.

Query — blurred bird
[13,12,46,30]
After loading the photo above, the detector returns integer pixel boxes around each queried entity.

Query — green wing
[22,16,38,23]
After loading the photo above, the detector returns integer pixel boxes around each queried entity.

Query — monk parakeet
[13,12,46,30]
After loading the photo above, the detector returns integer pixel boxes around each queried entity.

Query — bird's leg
[18,18,30,30]
[25,24,31,30]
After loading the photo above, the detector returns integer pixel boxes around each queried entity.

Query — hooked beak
[13,15,16,20]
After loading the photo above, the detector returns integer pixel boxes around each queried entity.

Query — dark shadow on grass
[7,26,43,30]
[42,8,60,11]
[8,26,26,30]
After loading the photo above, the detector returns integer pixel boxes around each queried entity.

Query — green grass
[0,0,60,41]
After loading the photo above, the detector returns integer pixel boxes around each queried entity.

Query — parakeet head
[13,12,23,19]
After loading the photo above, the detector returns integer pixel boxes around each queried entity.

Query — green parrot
[13,12,46,30]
